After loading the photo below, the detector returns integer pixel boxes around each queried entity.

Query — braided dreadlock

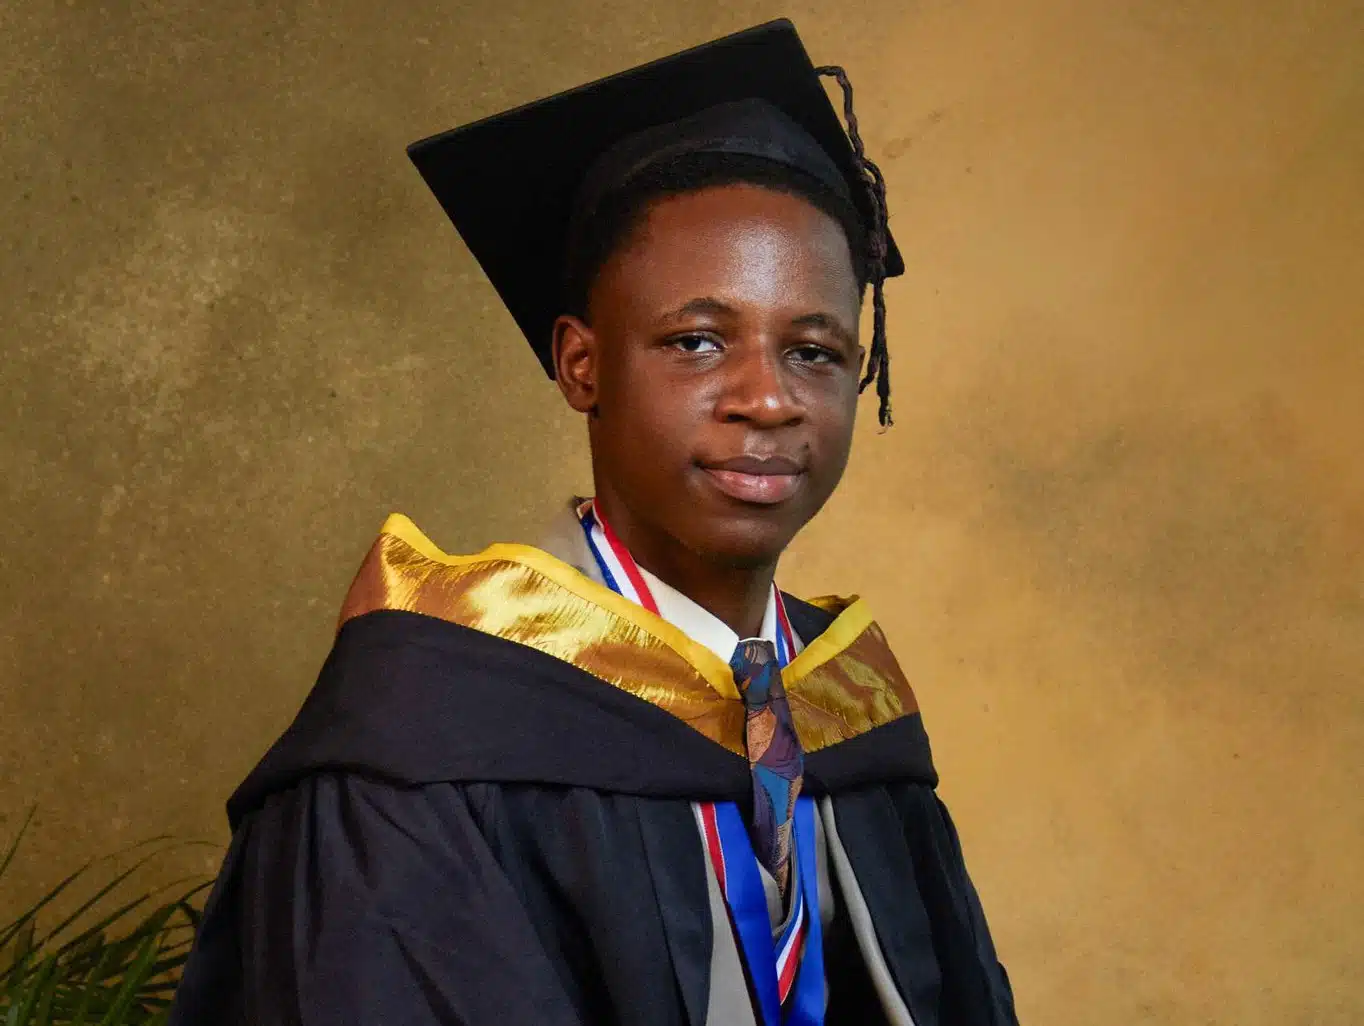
[816,65,893,427]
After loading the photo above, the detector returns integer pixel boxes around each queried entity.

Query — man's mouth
[698,454,805,505]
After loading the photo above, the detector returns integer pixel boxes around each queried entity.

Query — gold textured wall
[3,1,1361,1021]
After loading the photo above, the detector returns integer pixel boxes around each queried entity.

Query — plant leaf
[0,810,37,885]
[96,933,160,1025]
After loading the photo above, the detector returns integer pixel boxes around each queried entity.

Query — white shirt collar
[634,563,789,665]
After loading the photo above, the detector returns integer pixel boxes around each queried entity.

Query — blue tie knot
[730,638,779,708]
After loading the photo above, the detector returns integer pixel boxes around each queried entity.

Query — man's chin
[687,517,801,571]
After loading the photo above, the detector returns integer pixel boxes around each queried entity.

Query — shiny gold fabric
[784,617,920,754]
[338,515,920,755]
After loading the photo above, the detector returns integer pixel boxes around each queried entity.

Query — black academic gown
[169,521,1016,1026]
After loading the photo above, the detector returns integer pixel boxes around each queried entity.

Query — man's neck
[594,495,776,640]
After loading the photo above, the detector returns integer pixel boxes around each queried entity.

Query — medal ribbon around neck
[580,500,823,1024]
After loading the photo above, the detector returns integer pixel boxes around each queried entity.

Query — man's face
[554,183,863,569]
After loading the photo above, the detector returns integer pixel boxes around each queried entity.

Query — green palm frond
[0,811,210,1025]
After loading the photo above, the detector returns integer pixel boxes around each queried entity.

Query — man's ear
[552,314,599,415]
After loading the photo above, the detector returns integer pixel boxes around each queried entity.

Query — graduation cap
[408,19,900,422]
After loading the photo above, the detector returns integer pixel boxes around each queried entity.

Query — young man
[170,21,1017,1026]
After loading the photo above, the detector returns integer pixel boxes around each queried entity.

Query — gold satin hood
[338,514,922,758]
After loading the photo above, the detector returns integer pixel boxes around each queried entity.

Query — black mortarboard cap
[408,19,902,378]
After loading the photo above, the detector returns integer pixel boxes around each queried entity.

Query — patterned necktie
[730,638,805,893]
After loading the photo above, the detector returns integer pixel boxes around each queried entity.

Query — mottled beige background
[2,0,1361,1021]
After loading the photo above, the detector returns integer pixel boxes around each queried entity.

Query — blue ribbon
[714,799,823,1025]
[788,797,825,1025]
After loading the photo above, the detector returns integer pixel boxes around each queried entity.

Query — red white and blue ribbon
[579,499,662,616]
[695,798,823,1024]
[579,499,822,1024]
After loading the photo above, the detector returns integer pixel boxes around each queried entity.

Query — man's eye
[791,344,837,364]
[672,334,722,353]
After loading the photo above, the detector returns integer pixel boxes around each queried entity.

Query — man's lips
[698,454,805,505]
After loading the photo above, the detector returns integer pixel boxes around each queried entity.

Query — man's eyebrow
[791,311,857,348]
[660,297,737,321]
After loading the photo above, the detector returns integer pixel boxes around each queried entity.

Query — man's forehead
[600,190,862,320]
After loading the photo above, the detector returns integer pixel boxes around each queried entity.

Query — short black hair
[560,68,893,426]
